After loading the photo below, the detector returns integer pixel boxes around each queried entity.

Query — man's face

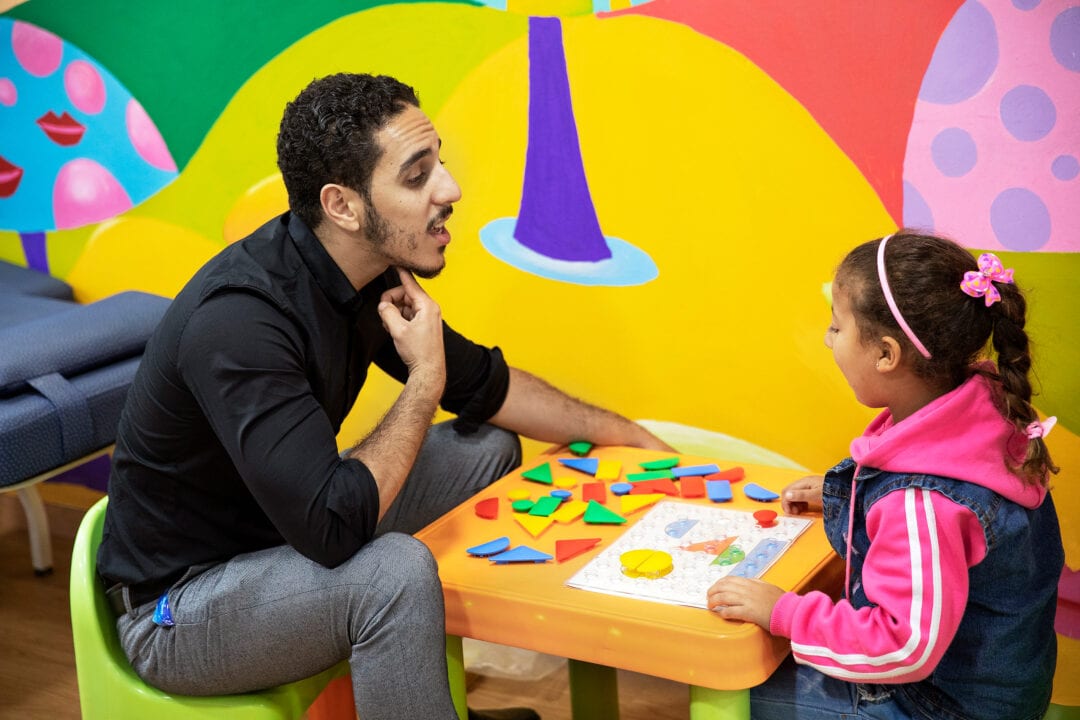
[361,104,462,279]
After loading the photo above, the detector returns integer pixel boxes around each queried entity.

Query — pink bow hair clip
[960,253,1014,306]
[1026,416,1057,440]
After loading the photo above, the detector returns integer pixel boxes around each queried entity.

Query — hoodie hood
[849,369,1045,509]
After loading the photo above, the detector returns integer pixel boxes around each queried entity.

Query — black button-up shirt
[98,213,510,598]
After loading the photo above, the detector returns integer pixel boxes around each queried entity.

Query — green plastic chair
[70,496,353,720]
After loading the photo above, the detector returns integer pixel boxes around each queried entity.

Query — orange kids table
[415,445,843,720]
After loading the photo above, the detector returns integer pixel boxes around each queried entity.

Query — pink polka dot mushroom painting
[903,0,1079,252]
[0,19,178,272]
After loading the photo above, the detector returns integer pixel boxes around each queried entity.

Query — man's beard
[364,202,446,279]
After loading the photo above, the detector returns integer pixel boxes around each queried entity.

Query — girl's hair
[834,230,1057,485]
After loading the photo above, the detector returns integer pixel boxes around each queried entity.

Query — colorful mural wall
[2,0,1078,702]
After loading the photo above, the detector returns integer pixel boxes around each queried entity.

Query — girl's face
[825,285,888,408]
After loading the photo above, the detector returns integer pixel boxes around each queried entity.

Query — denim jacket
[822,457,1062,720]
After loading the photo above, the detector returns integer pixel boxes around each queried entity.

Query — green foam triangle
[521,462,554,484]
[583,500,626,525]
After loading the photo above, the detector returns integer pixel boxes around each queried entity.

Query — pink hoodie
[769,371,1045,683]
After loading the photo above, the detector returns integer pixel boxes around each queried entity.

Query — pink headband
[877,235,932,359]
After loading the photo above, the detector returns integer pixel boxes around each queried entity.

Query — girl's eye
[827,325,838,334]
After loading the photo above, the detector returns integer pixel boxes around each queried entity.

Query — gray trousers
[116,422,522,720]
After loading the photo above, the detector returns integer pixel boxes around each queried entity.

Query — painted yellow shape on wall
[66,217,221,302]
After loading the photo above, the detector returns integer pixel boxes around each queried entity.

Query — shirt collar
[287,213,384,313]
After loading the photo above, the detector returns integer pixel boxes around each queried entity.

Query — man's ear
[876,336,903,373]
[319,183,363,232]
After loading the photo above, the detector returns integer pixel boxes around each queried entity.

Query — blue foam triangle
[489,546,553,564]
[559,457,600,475]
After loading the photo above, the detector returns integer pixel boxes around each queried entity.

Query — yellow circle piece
[554,477,578,489]
[508,488,531,501]
[620,549,674,580]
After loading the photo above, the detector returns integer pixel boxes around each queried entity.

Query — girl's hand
[706,576,785,630]
[782,474,825,515]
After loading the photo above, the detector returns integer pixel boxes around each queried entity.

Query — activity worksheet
[566,500,813,609]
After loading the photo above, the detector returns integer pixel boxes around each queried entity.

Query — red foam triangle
[556,538,602,563]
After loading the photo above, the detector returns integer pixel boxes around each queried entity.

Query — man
[97,73,673,720]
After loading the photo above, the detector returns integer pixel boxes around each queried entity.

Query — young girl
[707,231,1063,720]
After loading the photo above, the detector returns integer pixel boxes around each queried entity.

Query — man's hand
[781,474,825,516]
[706,576,785,629]
[378,268,446,385]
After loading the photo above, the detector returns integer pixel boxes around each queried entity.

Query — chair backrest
[69,495,146,716]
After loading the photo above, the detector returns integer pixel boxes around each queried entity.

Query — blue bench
[1,261,169,575]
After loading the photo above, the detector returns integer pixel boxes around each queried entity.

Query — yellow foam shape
[596,460,622,481]
[514,513,555,538]
[507,488,531,501]
[223,173,288,244]
[554,477,578,489]
[620,493,665,515]
[620,549,674,579]
[552,499,589,523]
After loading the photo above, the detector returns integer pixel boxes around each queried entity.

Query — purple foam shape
[513,16,610,262]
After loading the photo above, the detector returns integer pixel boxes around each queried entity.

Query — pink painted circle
[904,0,1079,252]
[52,158,133,230]
[64,59,106,114]
[0,77,15,106]
[126,98,177,172]
[11,21,63,77]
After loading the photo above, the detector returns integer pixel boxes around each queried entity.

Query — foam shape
[475,497,499,520]
[552,499,589,523]
[629,478,679,496]
[620,493,665,515]
[550,489,573,501]
[679,476,706,498]
[568,440,593,456]
[639,456,680,470]
[489,546,553,564]
[705,467,746,482]
[556,538,601,563]
[627,469,675,481]
[583,500,627,525]
[610,482,633,496]
[681,537,736,555]
[754,509,779,528]
[559,457,600,475]
[744,483,781,502]
[672,463,721,478]
[665,519,699,538]
[582,482,607,503]
[529,495,563,517]
[620,549,674,579]
[554,476,578,489]
[508,488,531,501]
[706,480,733,503]
[511,499,535,513]
[595,459,622,481]
[514,513,556,537]
[522,462,554,484]
[467,536,511,557]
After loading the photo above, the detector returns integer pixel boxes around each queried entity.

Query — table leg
[567,659,620,720]
[689,685,750,720]
[446,634,467,720]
